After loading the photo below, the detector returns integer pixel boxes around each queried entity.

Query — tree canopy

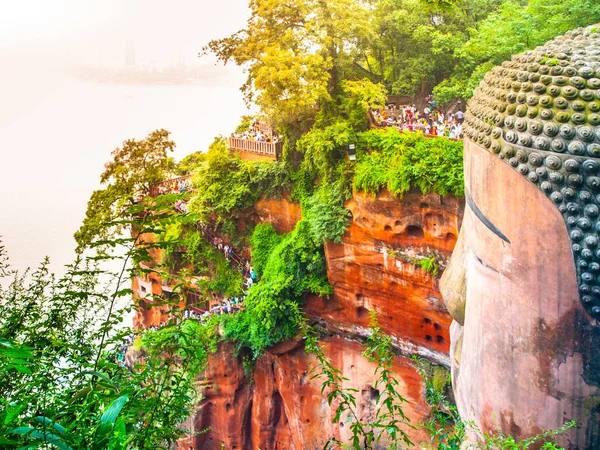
[74,129,175,250]
[206,0,600,120]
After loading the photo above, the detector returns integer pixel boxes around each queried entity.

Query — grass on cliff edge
[353,129,464,198]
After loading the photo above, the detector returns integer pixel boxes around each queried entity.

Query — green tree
[0,199,217,449]
[342,79,388,129]
[175,151,206,175]
[204,0,374,128]
[74,129,176,249]
[360,0,502,97]
[433,0,600,104]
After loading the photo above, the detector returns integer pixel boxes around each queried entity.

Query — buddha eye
[471,251,500,275]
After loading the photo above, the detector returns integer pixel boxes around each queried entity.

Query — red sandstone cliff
[307,190,463,366]
[180,337,431,450]
[131,190,464,449]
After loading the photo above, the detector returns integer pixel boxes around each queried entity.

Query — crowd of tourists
[231,121,280,143]
[371,98,464,139]
[118,204,259,367]
[155,177,192,196]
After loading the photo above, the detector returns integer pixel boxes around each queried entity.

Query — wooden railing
[150,175,193,197]
[229,137,282,158]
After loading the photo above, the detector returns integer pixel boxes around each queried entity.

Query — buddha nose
[440,226,467,326]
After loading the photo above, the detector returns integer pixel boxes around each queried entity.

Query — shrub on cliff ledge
[354,130,464,198]
[222,220,332,357]
[190,138,291,236]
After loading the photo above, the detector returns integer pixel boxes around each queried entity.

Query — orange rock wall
[131,191,464,449]
[179,191,463,449]
[182,337,431,450]
[253,197,301,234]
[307,190,463,366]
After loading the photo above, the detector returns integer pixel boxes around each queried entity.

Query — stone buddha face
[440,25,600,449]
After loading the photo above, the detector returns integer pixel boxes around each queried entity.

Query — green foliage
[297,121,357,183]
[304,180,352,244]
[342,79,388,129]
[249,223,283,278]
[190,137,291,236]
[222,220,332,358]
[419,255,440,277]
[354,129,464,197]
[205,0,374,128]
[473,422,575,450]
[412,355,464,450]
[175,151,206,175]
[207,0,600,115]
[74,129,176,250]
[306,321,574,450]
[433,0,600,103]
[0,201,218,449]
[235,115,255,134]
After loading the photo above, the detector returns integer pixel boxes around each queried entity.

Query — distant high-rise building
[125,39,135,67]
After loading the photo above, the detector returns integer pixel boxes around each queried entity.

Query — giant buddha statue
[440,25,600,449]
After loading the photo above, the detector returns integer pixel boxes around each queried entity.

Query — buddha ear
[440,226,467,326]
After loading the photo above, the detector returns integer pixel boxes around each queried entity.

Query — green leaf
[100,395,129,425]
[34,417,67,437]
[4,404,26,425]
[10,427,72,450]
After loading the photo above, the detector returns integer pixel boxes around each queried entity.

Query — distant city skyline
[0,1,251,70]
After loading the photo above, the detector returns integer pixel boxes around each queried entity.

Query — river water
[0,68,249,274]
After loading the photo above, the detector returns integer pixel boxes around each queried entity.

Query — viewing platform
[228,137,282,161]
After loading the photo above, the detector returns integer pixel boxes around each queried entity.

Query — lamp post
[348,143,356,162]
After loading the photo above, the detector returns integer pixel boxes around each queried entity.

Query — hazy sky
[0,0,250,67]
[0,1,253,272]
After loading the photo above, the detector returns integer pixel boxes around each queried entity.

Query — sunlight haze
[0,0,251,272]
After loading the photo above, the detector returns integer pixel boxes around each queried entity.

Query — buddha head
[440,25,600,449]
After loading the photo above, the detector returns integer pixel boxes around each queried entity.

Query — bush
[304,180,352,244]
[223,220,332,357]
[190,138,292,236]
[250,223,283,278]
[175,151,206,175]
[354,129,464,198]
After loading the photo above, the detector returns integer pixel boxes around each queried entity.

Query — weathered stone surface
[131,274,181,330]
[464,24,600,318]
[253,197,302,234]
[446,25,600,449]
[306,190,463,367]
[130,192,464,449]
[445,138,600,449]
[183,337,431,450]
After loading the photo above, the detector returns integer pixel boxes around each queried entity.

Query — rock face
[132,196,302,330]
[131,190,464,449]
[176,191,463,449]
[307,190,463,366]
[252,197,301,234]
[181,337,431,450]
